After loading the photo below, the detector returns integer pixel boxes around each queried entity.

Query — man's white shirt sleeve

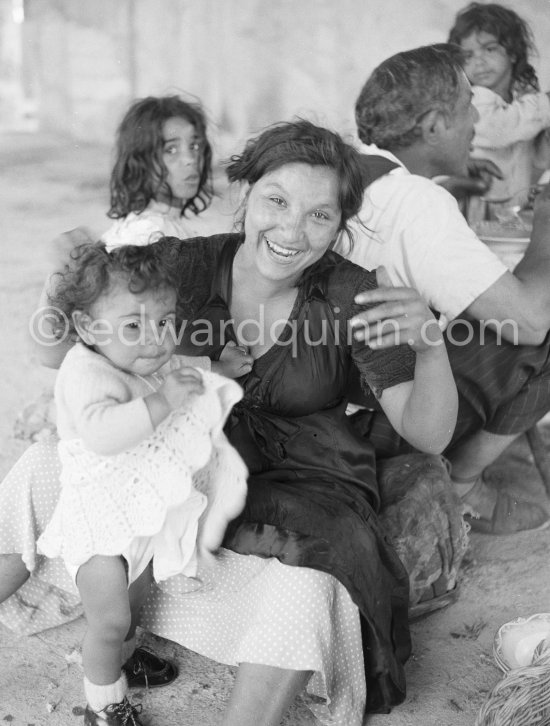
[339,169,508,326]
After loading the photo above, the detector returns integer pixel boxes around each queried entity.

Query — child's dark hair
[448,3,539,91]
[49,241,180,340]
[108,95,213,219]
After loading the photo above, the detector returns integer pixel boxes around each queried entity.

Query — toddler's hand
[213,341,254,379]
[158,367,204,410]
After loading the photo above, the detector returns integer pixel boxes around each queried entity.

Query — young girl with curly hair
[448,3,550,213]
[102,94,215,248]
[36,240,247,725]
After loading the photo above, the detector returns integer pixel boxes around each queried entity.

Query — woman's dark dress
[0,232,418,721]
[173,234,416,713]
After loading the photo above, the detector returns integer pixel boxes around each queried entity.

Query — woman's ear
[238,182,251,207]
[234,182,251,229]
[72,310,94,345]
[236,177,249,193]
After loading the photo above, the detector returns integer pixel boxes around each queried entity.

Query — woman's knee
[266,562,338,608]
[0,553,30,602]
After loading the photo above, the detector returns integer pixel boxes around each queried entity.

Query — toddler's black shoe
[84,697,144,725]
[122,646,178,688]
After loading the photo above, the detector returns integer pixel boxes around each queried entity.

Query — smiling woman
[229,163,344,357]
[240,163,340,273]
[0,119,458,726]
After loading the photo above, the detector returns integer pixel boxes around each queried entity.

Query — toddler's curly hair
[49,239,181,340]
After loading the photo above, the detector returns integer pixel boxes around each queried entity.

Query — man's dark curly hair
[108,95,214,220]
[49,240,180,340]
[448,3,539,92]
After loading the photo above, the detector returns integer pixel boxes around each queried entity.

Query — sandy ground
[1,129,550,725]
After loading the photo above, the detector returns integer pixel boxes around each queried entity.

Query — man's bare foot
[455,476,497,520]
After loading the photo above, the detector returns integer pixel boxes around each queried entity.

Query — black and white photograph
[2,1,550,724]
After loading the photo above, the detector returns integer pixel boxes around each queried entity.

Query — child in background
[448,3,550,216]
[36,241,248,726]
[102,94,217,248]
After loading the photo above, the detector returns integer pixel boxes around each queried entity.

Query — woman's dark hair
[355,44,465,151]
[49,240,180,340]
[448,3,539,91]
[225,119,365,243]
[108,95,214,219]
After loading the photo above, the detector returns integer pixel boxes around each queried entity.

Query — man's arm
[435,158,503,201]
[351,175,550,345]
[465,186,550,345]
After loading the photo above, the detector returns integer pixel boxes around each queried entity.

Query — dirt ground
[1,129,550,726]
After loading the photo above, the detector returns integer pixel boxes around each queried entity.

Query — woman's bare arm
[351,267,458,453]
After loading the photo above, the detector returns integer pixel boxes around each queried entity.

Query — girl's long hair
[108,95,213,219]
[448,3,539,92]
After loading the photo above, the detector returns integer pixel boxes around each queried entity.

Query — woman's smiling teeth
[265,237,302,258]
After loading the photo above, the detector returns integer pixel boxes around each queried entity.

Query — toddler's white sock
[84,673,127,712]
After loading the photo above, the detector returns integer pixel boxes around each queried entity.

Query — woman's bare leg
[221,663,311,726]
[0,554,29,603]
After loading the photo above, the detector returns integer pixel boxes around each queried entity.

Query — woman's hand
[213,341,254,378]
[351,267,457,453]
[350,266,443,353]
[351,268,457,453]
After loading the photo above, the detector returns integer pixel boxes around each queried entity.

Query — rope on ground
[476,640,550,725]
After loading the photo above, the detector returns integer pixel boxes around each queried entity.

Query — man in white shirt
[338,44,550,534]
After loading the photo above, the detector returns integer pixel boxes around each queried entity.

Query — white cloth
[334,145,508,327]
[37,345,248,583]
[101,200,206,249]
[471,85,550,207]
